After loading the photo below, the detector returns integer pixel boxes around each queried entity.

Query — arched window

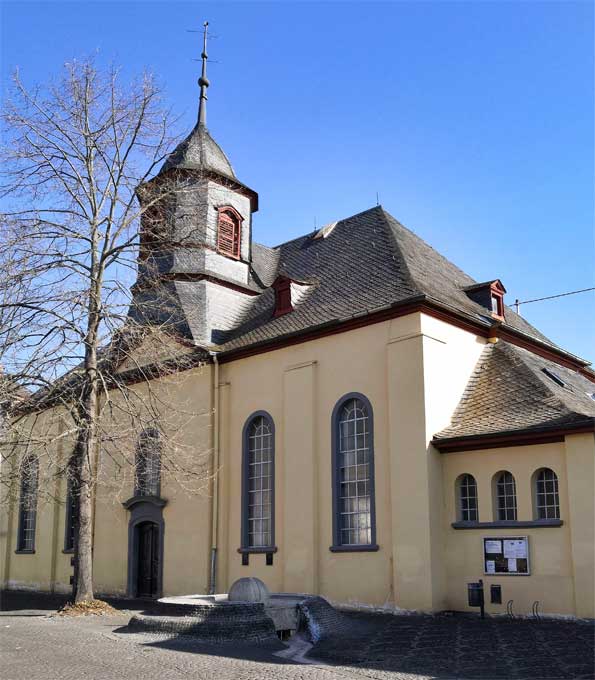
[135,428,161,497]
[64,456,79,552]
[533,468,560,519]
[494,471,517,521]
[17,454,38,552]
[242,412,275,549]
[217,207,241,259]
[456,474,478,521]
[332,394,377,549]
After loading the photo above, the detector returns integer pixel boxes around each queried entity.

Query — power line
[514,287,595,315]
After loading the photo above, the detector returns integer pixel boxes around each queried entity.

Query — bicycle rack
[531,601,541,621]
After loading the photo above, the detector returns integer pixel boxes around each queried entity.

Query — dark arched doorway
[123,495,166,599]
[136,521,159,598]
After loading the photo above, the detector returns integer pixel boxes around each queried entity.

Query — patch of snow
[273,633,323,665]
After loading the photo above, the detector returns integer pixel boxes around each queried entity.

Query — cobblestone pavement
[1,592,593,680]
[309,610,595,680]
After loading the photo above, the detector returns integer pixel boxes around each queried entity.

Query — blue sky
[1,1,593,362]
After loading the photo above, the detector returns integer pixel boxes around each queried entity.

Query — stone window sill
[452,519,563,530]
[237,546,278,554]
[329,544,379,553]
[14,549,35,555]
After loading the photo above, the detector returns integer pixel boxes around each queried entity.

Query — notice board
[483,536,530,575]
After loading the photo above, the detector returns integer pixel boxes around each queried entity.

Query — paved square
[1,592,593,679]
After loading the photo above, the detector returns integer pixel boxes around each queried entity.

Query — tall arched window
[64,456,79,552]
[242,412,275,549]
[533,468,560,519]
[217,206,242,259]
[494,471,517,521]
[17,454,39,552]
[332,394,377,549]
[456,474,478,521]
[135,428,161,497]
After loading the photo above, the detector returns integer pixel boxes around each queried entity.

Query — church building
[2,35,594,618]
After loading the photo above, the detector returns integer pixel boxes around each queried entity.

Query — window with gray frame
[495,471,517,521]
[64,457,78,552]
[135,428,161,497]
[332,395,376,547]
[17,454,39,552]
[243,414,274,548]
[458,473,478,521]
[535,468,560,519]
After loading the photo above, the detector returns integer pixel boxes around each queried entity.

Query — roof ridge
[381,209,478,289]
[435,339,595,442]
[502,341,595,417]
[377,207,421,297]
[270,205,384,250]
[496,341,561,404]
[448,342,556,425]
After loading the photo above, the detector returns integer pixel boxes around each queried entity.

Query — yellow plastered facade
[1,312,594,617]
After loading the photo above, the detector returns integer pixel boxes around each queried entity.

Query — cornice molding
[433,422,595,453]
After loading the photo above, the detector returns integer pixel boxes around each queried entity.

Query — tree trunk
[74,391,97,603]
[74,278,101,603]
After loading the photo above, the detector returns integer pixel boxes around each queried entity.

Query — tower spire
[197,21,209,127]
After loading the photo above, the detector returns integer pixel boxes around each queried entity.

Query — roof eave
[141,167,259,212]
[432,418,595,453]
[420,295,593,373]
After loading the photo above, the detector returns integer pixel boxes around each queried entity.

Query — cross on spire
[197,21,210,127]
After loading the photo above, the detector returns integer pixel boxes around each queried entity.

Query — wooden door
[137,522,159,598]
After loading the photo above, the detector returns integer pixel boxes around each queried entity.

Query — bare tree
[0,60,210,603]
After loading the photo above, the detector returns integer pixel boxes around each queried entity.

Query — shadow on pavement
[3,589,595,679]
[0,588,167,617]
[116,606,595,679]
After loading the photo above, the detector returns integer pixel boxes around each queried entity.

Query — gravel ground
[1,591,593,680]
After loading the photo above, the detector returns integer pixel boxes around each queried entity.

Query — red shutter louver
[217,208,241,259]
[273,278,293,317]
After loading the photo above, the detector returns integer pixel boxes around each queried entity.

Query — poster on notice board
[483,537,529,575]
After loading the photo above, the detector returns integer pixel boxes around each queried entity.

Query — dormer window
[491,291,504,318]
[463,279,506,321]
[273,277,292,317]
[216,206,242,259]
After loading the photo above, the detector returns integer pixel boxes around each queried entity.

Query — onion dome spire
[198,21,209,127]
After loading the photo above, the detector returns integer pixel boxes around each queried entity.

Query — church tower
[131,22,259,346]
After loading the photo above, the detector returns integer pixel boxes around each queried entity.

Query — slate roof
[214,206,566,353]
[434,341,595,443]
[160,124,236,179]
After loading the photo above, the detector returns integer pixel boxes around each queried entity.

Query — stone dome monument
[228,577,270,603]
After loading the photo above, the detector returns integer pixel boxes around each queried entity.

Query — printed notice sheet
[504,539,527,559]
[485,540,502,554]
[507,558,517,572]
[486,560,496,574]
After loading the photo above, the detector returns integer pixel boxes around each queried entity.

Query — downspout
[209,351,220,594]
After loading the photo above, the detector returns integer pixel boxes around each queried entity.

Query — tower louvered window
[217,208,241,259]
